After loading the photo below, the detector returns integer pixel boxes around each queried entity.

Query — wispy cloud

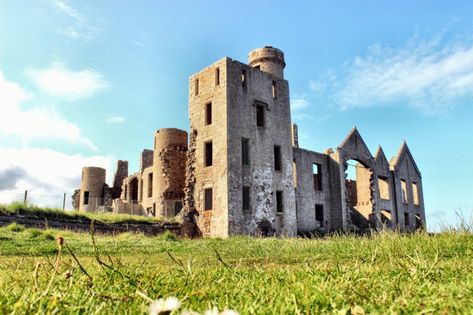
[106,115,125,124]
[50,0,100,40]
[291,98,310,111]
[27,62,109,102]
[0,71,97,151]
[51,0,83,22]
[317,34,473,114]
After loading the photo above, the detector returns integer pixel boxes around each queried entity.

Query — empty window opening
[272,81,277,98]
[195,78,199,96]
[378,176,390,200]
[174,201,183,216]
[380,210,392,227]
[292,159,297,188]
[412,182,419,205]
[241,138,250,166]
[241,69,247,87]
[152,203,156,216]
[124,185,127,199]
[205,102,212,125]
[148,173,153,198]
[315,204,324,227]
[83,191,89,205]
[256,104,265,127]
[415,214,422,229]
[276,191,283,213]
[140,179,143,201]
[242,186,250,211]
[254,65,261,70]
[345,159,374,230]
[313,163,322,191]
[130,178,138,202]
[215,67,220,86]
[204,188,213,210]
[204,141,213,167]
[404,212,410,227]
[401,180,408,204]
[274,145,282,171]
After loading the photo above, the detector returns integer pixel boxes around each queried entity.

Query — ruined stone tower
[188,46,297,237]
[79,167,106,212]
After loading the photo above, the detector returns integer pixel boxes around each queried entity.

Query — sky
[0,0,472,231]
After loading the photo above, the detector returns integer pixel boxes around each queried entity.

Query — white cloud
[27,62,109,102]
[51,0,83,22]
[50,0,100,40]
[0,147,113,209]
[106,115,126,124]
[0,71,97,151]
[329,35,473,113]
[291,98,310,111]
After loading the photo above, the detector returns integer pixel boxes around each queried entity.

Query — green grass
[0,202,170,224]
[1,225,472,314]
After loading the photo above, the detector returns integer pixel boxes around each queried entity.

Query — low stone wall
[0,214,181,236]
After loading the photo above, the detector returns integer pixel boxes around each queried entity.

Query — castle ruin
[77,46,426,237]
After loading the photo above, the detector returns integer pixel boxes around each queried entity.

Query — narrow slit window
[274,146,282,171]
[241,69,247,87]
[313,163,322,191]
[215,67,220,86]
[272,81,276,98]
[256,104,265,127]
[242,186,250,211]
[401,179,408,204]
[276,191,283,213]
[205,141,213,167]
[83,191,89,205]
[204,188,213,210]
[315,204,324,227]
[241,138,250,166]
[412,182,419,205]
[195,78,199,96]
[404,212,410,226]
[205,102,212,125]
[148,173,153,197]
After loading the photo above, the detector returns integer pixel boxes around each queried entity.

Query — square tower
[188,47,297,237]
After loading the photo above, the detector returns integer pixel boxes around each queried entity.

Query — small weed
[6,222,25,232]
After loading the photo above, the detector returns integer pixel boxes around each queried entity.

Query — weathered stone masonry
[77,46,426,237]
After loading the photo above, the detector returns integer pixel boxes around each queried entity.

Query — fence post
[62,193,66,210]
[24,190,28,206]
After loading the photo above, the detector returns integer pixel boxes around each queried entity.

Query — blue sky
[0,1,472,230]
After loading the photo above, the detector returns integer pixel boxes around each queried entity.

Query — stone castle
[76,46,426,237]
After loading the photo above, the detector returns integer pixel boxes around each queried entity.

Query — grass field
[0,223,472,314]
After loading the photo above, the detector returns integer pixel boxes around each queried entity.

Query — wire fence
[0,190,72,210]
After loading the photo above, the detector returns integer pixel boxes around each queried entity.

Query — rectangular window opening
[204,188,213,210]
[241,138,250,166]
[205,102,212,125]
[315,204,324,227]
[242,186,250,211]
[293,159,297,188]
[83,191,89,205]
[205,141,213,167]
[276,191,283,213]
[256,104,265,127]
[194,78,199,96]
[378,176,390,200]
[241,69,247,87]
[215,67,220,86]
[412,182,419,205]
[401,179,408,204]
[313,163,322,191]
[274,146,282,171]
[148,173,153,198]
[174,201,183,215]
[272,81,277,98]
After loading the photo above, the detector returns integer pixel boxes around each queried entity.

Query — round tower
[79,166,106,212]
[248,46,286,79]
[153,128,188,217]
